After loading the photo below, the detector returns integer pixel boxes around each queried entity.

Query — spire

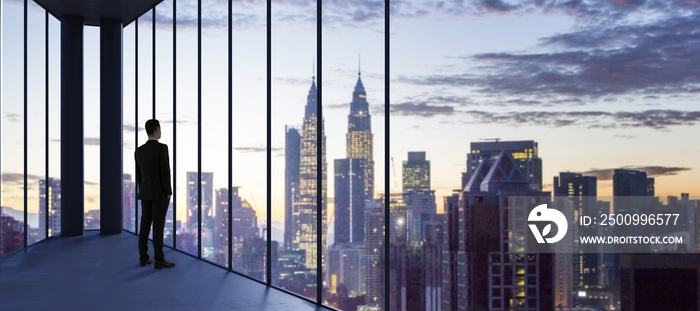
[358,54,361,77]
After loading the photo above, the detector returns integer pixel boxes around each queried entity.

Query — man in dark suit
[135,119,175,269]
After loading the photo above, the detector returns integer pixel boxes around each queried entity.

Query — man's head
[145,119,161,139]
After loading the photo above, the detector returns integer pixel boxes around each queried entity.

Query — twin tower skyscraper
[284,68,374,270]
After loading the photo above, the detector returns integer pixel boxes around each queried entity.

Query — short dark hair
[145,119,160,136]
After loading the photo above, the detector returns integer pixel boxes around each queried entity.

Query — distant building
[365,201,384,307]
[404,190,437,245]
[328,242,366,297]
[463,140,542,191]
[445,150,553,310]
[0,207,24,256]
[293,77,327,271]
[402,151,430,194]
[334,158,366,245]
[402,152,436,245]
[553,172,599,307]
[285,126,301,251]
[389,243,442,311]
[613,169,654,198]
[39,178,61,237]
[346,70,374,201]
[122,175,135,233]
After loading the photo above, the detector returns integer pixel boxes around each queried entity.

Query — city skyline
[3,1,700,230]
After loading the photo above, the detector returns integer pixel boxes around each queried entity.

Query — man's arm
[160,144,173,197]
[135,151,142,185]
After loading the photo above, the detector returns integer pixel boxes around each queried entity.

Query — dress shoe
[140,259,153,266]
[155,260,176,269]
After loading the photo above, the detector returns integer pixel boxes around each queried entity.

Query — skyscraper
[122,174,135,232]
[285,126,301,251]
[334,158,366,245]
[187,171,213,231]
[402,151,430,194]
[402,151,436,245]
[554,172,598,304]
[346,70,374,201]
[294,77,327,271]
[39,178,61,237]
[445,150,553,310]
[463,140,543,191]
[364,201,384,307]
[613,169,654,197]
[214,187,230,265]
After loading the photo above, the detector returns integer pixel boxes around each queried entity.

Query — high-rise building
[553,172,598,306]
[463,140,543,191]
[39,178,61,237]
[613,168,654,197]
[346,70,374,201]
[214,187,230,265]
[294,77,327,271]
[334,158,366,245]
[442,193,460,311]
[402,152,436,245]
[404,191,437,245]
[402,151,430,194]
[0,207,24,256]
[186,171,213,231]
[122,174,134,232]
[389,243,442,311]
[328,242,366,298]
[364,201,384,307]
[285,126,301,251]
[445,150,553,310]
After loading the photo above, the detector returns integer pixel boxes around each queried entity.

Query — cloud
[1,172,44,185]
[582,166,691,181]
[459,109,700,130]
[3,112,21,122]
[389,102,455,117]
[84,138,101,146]
[234,146,283,153]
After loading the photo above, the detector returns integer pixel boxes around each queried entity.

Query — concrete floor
[0,231,325,311]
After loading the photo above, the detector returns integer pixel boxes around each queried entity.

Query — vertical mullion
[173,0,178,250]
[384,1,390,310]
[135,20,139,235]
[197,0,202,259]
[45,10,49,239]
[315,0,322,305]
[265,0,272,285]
[23,0,28,248]
[228,0,233,272]
[152,8,156,119]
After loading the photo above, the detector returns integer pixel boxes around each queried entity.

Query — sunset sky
[2,0,700,241]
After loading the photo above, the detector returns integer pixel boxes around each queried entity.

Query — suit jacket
[135,140,172,201]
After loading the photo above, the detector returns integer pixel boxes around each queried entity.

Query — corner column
[100,19,123,235]
[60,15,84,236]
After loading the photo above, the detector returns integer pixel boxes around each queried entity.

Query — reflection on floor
[0,231,323,311]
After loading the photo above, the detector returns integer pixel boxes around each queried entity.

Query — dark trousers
[138,199,169,261]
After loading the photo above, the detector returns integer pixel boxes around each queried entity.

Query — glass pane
[136,14,154,239]
[155,0,175,248]
[47,14,61,238]
[1,0,26,256]
[200,0,228,266]
[27,2,47,245]
[322,2,386,309]
[174,0,198,256]
[83,26,100,230]
[232,0,267,281]
[123,23,137,233]
[271,1,319,301]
